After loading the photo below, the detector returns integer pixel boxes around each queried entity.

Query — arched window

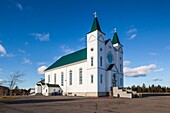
[91,75,94,83]
[79,68,82,84]
[100,56,102,67]
[120,78,123,86]
[69,70,72,85]
[48,75,50,83]
[91,57,93,66]
[120,64,122,72]
[54,74,56,84]
[61,72,64,86]
[113,74,116,87]
[100,48,102,51]
[100,74,103,84]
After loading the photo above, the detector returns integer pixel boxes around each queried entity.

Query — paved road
[0,96,170,113]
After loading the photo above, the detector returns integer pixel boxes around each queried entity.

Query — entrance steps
[113,87,137,98]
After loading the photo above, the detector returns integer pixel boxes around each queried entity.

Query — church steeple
[89,12,102,33]
[112,28,121,45]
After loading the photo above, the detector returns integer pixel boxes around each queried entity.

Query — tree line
[12,86,30,95]
[127,84,170,93]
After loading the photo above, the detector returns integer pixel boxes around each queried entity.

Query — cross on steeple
[93,12,97,18]
[114,28,117,33]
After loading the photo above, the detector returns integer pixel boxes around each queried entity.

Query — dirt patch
[0,96,20,101]
[0,96,170,113]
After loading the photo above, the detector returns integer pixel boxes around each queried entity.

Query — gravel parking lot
[0,95,170,113]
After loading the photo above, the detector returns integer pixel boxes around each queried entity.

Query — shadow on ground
[1,98,79,104]
[142,93,170,98]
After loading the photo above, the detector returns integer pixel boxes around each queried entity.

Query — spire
[89,12,102,33]
[112,28,121,44]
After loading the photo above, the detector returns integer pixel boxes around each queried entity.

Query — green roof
[89,17,102,33]
[45,48,87,71]
[37,79,45,85]
[112,32,120,44]
[46,84,60,87]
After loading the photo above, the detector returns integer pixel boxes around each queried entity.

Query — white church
[35,14,128,97]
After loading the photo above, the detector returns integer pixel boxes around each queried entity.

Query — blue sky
[0,0,170,89]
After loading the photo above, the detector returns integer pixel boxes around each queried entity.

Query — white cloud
[0,44,15,58]
[165,46,170,50]
[123,61,131,67]
[6,53,15,58]
[0,68,2,73]
[154,68,164,72]
[0,79,4,84]
[25,42,29,45]
[79,37,85,42]
[0,44,7,56]
[54,56,62,60]
[22,58,32,65]
[152,77,162,81]
[16,2,23,11]
[129,34,137,40]
[60,45,73,54]
[124,64,156,77]
[18,49,26,53]
[127,27,137,34]
[126,26,137,40]
[149,52,157,56]
[30,33,50,41]
[37,66,47,74]
[37,62,47,66]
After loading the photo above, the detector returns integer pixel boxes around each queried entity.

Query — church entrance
[112,74,117,87]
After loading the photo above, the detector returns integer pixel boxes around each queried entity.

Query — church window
[100,56,102,67]
[69,70,72,85]
[120,64,122,72]
[48,75,50,83]
[54,74,56,84]
[91,48,94,51]
[61,72,64,86]
[120,78,123,86]
[79,68,82,84]
[100,48,102,51]
[91,57,93,66]
[100,74,103,84]
[91,75,94,83]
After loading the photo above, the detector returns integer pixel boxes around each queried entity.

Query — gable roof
[45,48,87,71]
[105,39,110,45]
[0,85,9,89]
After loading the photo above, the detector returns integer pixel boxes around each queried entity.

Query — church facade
[43,16,124,97]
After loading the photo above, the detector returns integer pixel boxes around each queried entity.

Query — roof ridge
[61,48,86,58]
[45,48,87,71]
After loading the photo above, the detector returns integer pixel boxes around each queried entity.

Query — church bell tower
[86,13,106,96]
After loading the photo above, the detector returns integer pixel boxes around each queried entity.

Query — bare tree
[8,71,24,96]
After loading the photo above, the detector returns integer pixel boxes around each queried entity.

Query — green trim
[45,48,87,71]
[36,79,45,85]
[46,84,60,87]
[112,32,120,44]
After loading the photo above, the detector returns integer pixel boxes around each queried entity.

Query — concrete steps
[113,87,136,98]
